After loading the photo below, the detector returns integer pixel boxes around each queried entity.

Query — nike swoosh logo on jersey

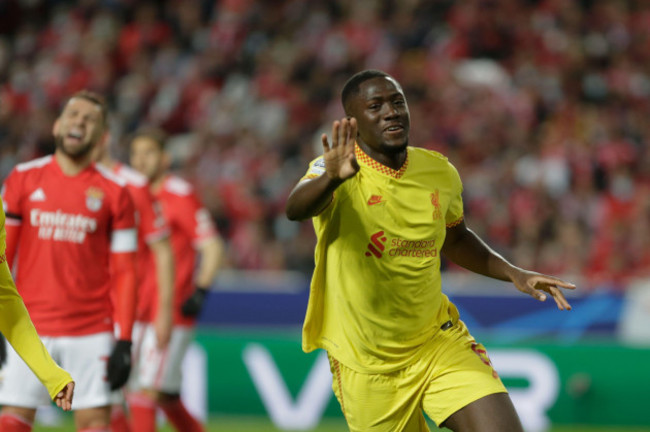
[28,188,46,202]
[367,195,384,206]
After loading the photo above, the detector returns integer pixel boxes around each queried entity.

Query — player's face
[53,98,106,160]
[130,137,164,181]
[347,76,410,155]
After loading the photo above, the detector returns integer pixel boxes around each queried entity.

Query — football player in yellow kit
[286,69,575,432]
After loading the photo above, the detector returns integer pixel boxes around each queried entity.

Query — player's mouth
[383,124,405,136]
[66,130,84,143]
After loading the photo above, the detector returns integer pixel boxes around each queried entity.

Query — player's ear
[162,151,172,170]
[52,118,61,137]
[98,131,110,151]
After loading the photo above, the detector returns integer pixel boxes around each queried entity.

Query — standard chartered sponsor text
[31,209,97,244]
[389,237,438,258]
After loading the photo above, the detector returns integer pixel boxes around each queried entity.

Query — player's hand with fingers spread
[54,381,75,411]
[322,117,360,182]
[508,268,576,310]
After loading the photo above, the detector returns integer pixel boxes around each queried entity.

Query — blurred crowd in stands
[1,0,650,290]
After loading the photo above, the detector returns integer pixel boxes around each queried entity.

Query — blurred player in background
[128,128,223,432]
[0,91,138,432]
[286,70,576,432]
[92,129,174,432]
[0,200,75,416]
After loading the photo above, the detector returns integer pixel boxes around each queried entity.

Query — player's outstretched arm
[442,220,576,310]
[286,118,359,221]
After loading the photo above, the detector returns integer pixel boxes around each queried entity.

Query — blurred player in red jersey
[92,132,175,432]
[0,91,138,432]
[128,128,223,432]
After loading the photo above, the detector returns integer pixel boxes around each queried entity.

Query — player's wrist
[325,172,345,183]
[503,263,523,284]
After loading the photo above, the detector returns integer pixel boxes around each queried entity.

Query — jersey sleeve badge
[302,157,326,180]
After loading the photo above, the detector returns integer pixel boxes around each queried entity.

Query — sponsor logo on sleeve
[307,158,326,177]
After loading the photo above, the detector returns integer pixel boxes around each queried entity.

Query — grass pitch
[31,415,650,432]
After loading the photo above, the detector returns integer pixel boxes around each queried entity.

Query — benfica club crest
[85,187,104,212]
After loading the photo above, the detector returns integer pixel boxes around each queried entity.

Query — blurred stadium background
[2,0,649,430]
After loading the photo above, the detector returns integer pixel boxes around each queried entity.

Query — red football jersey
[155,175,217,326]
[1,156,137,336]
[112,163,169,323]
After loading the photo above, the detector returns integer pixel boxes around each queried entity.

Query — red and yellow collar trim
[355,144,409,179]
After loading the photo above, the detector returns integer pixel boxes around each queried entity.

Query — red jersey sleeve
[110,185,137,340]
[130,185,169,245]
[110,186,137,253]
[1,170,25,267]
[178,192,217,247]
[1,169,25,226]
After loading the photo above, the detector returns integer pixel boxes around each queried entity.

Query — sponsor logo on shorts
[365,231,438,259]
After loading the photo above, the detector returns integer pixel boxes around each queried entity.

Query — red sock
[0,414,32,432]
[110,404,131,432]
[77,428,110,432]
[159,399,204,432]
[127,393,157,432]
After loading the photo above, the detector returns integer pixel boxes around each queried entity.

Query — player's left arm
[194,235,223,290]
[111,250,137,341]
[180,235,223,317]
[441,220,576,310]
[107,187,138,390]
[181,198,223,317]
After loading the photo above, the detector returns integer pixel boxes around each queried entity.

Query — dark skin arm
[442,220,576,310]
[286,118,359,221]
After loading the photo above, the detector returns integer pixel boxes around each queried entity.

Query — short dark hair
[65,90,109,125]
[341,69,393,112]
[131,126,167,151]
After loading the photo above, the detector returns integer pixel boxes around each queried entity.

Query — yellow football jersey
[302,145,464,373]
[0,198,72,400]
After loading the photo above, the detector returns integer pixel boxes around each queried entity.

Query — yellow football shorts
[328,320,507,432]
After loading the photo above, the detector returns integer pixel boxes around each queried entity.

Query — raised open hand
[322,118,359,182]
